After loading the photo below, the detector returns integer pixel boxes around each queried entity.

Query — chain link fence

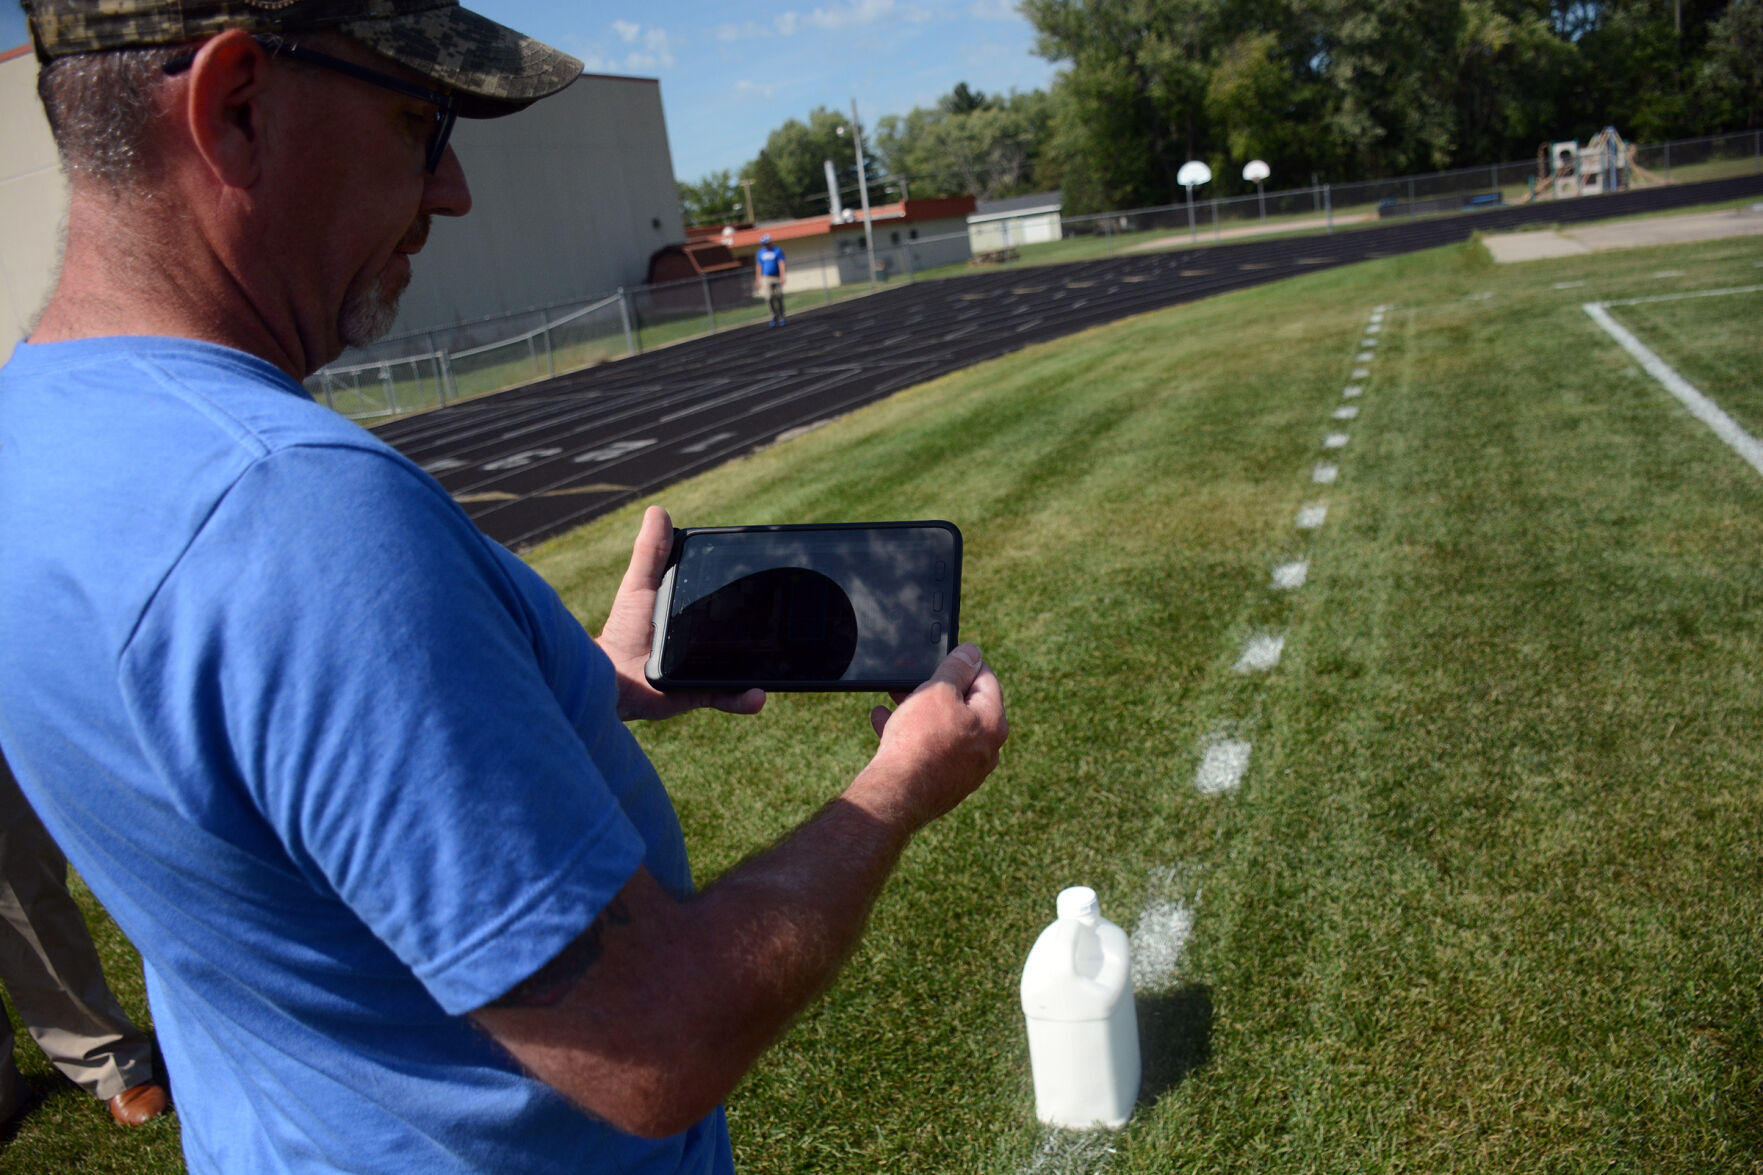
[309,128,1763,420]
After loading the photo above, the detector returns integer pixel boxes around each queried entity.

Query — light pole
[738,176,755,224]
[837,100,878,285]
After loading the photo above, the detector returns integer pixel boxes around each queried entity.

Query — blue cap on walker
[760,234,772,243]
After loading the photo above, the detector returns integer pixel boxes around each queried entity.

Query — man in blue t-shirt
[0,3,1008,1173]
[755,234,788,325]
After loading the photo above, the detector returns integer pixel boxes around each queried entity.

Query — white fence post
[1325,184,1333,234]
[617,287,636,356]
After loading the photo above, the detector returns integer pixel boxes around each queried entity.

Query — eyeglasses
[163,35,459,174]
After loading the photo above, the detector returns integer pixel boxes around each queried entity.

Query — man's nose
[423,145,472,218]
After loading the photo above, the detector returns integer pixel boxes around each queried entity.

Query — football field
[529,229,1763,1174]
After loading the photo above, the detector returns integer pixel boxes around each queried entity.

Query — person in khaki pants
[0,754,168,1127]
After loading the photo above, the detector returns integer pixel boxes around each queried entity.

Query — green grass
[1598,286,1763,436]
[11,228,1763,1172]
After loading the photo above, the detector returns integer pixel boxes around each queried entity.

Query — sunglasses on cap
[164,34,459,174]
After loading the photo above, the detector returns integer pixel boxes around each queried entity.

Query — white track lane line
[1584,302,1763,480]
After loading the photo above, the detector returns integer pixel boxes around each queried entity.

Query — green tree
[1026,0,1223,212]
[873,86,1056,200]
[746,150,793,222]
[744,107,881,219]
[1698,0,1763,129]
[678,169,743,227]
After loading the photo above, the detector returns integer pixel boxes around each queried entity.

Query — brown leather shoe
[107,1082,169,1126]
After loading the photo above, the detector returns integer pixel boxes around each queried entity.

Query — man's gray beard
[337,269,405,349]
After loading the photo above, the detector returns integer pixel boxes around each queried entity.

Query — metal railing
[310,127,1763,420]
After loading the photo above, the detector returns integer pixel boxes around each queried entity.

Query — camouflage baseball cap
[24,0,583,116]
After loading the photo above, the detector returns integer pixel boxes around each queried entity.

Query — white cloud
[805,0,896,31]
[774,11,799,35]
[625,27,677,71]
[969,0,1020,19]
[716,20,770,41]
[612,19,641,43]
[734,79,779,98]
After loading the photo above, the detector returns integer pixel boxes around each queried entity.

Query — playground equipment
[1528,127,1664,201]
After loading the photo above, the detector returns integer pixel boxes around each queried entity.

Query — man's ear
[183,29,274,188]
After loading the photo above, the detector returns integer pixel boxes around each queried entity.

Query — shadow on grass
[1136,982,1213,1107]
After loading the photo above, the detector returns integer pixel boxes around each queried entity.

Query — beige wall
[0,52,681,365]
[0,48,67,366]
[385,73,683,341]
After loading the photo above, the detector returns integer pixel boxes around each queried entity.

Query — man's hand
[851,643,1008,833]
[596,505,765,722]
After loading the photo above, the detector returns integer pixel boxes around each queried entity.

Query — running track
[372,174,1763,550]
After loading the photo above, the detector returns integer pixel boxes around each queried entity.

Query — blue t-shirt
[756,245,784,277]
[0,338,734,1175]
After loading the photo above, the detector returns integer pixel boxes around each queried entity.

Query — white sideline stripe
[1195,737,1251,795]
[1343,384,1363,397]
[1324,432,1350,449]
[1234,633,1284,673]
[1554,281,1586,290]
[1356,350,1375,362]
[1351,367,1370,379]
[1599,283,1763,308]
[1584,302,1763,481]
[1131,901,1196,990]
[1365,322,1381,334]
[1333,405,1359,420]
[1272,559,1309,590]
[1296,502,1328,529]
[1312,462,1338,484]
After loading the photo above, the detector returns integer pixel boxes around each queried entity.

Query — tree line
[680,0,1762,223]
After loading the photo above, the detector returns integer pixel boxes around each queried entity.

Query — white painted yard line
[1234,633,1284,673]
[1333,405,1359,420]
[1365,322,1382,334]
[1599,283,1763,308]
[1343,384,1363,397]
[1584,302,1763,480]
[1131,900,1196,990]
[1296,502,1328,529]
[1312,462,1338,484]
[1356,350,1375,362]
[1553,280,1586,290]
[1195,736,1251,795]
[1323,432,1350,449]
[1019,1130,1119,1175]
[1351,366,1370,379]
[1271,559,1309,590]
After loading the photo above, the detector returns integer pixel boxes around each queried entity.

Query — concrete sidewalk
[1482,203,1763,262]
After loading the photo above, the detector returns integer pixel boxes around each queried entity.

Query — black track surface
[373,174,1763,550]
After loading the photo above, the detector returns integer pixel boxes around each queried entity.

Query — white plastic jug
[1019,886,1141,1129]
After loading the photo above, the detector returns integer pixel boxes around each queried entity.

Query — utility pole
[851,99,878,285]
[738,176,755,224]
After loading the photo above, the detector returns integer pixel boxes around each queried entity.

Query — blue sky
[4,2,1059,185]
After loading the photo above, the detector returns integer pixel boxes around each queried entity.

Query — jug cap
[1056,886,1099,921]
